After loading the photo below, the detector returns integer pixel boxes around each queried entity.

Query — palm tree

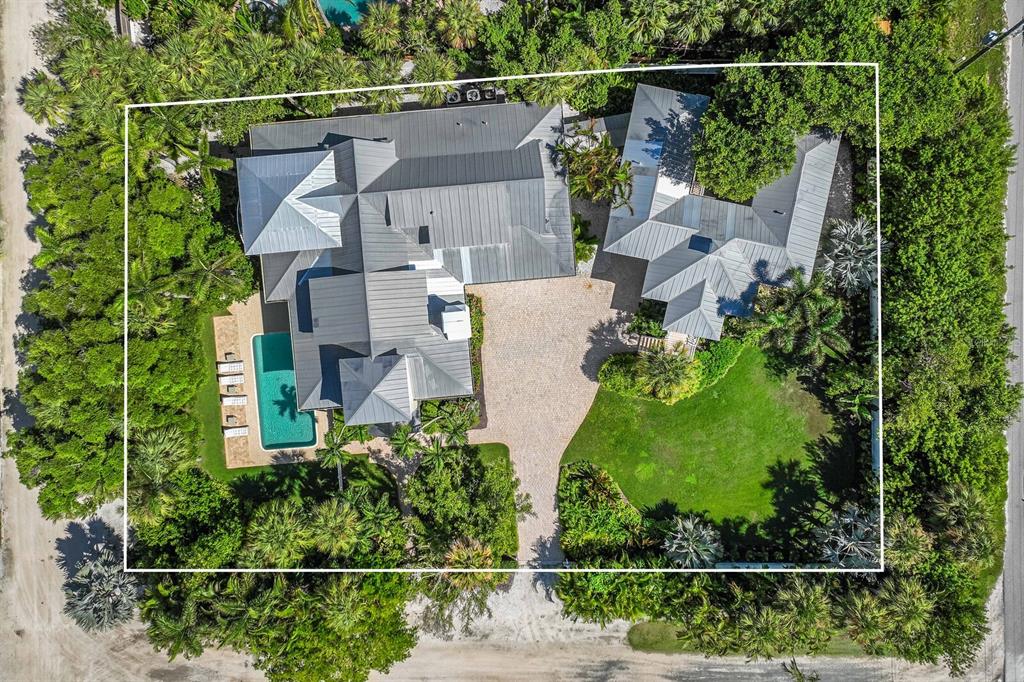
[321,52,366,107]
[884,512,933,574]
[308,498,362,559]
[360,1,403,53]
[411,49,456,108]
[781,658,821,682]
[522,73,575,107]
[362,57,405,114]
[163,251,252,305]
[776,579,832,654]
[747,268,851,369]
[820,217,886,294]
[318,419,355,492]
[671,0,727,45]
[663,514,722,568]
[815,503,880,568]
[636,343,699,403]
[838,391,877,424]
[244,498,312,568]
[176,133,233,191]
[731,0,784,37]
[419,398,479,444]
[388,422,420,459]
[878,577,933,636]
[843,590,885,653]
[626,0,672,44]
[556,127,634,210]
[930,483,993,561]
[280,0,327,44]
[128,426,190,523]
[63,546,138,632]
[20,71,70,126]
[738,606,786,660]
[436,0,485,49]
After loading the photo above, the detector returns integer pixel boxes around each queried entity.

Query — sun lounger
[220,395,247,406]
[223,426,249,437]
[218,374,245,386]
[216,361,244,373]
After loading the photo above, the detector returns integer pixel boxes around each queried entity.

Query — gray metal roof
[237,101,567,424]
[605,84,840,341]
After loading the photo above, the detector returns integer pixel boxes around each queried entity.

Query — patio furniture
[216,361,244,373]
[221,395,247,406]
[225,415,239,426]
[225,384,240,394]
[223,426,249,437]
[218,374,245,386]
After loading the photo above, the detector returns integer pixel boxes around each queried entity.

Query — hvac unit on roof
[464,88,481,102]
[481,87,496,100]
[446,91,461,105]
[441,303,472,341]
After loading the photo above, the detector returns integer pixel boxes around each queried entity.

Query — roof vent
[441,303,471,341]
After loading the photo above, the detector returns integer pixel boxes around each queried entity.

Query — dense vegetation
[6,0,1015,677]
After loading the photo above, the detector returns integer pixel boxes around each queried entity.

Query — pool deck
[213,293,327,468]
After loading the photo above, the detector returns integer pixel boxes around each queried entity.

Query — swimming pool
[251,333,318,450]
[318,0,369,24]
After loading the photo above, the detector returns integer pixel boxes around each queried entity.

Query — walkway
[467,203,645,566]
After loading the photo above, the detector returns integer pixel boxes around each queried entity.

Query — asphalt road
[1004,0,1024,678]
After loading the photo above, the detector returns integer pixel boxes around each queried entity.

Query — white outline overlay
[122,62,884,573]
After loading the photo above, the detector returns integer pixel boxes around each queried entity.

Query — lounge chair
[223,426,249,437]
[221,395,247,406]
[218,374,244,386]
[216,361,244,373]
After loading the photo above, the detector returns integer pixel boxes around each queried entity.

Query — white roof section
[606,84,840,342]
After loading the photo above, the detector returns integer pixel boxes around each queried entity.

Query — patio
[211,294,327,469]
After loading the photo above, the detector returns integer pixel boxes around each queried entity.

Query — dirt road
[0,1,260,679]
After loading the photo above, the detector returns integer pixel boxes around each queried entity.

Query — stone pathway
[467,207,645,565]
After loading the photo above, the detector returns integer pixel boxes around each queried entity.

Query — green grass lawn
[627,621,867,657]
[945,0,1006,85]
[195,314,272,482]
[475,442,518,558]
[562,347,832,522]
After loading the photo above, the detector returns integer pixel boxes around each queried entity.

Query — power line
[954,18,1024,74]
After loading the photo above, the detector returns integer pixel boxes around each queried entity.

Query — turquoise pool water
[251,333,317,450]
[318,0,369,24]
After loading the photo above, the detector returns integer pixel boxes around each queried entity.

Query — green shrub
[597,353,647,398]
[467,293,484,388]
[626,299,668,338]
[695,338,746,389]
[573,212,599,263]
[558,461,645,560]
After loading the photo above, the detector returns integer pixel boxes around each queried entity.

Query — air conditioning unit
[465,88,481,102]
[441,303,471,341]
[445,91,461,105]
[481,87,496,100]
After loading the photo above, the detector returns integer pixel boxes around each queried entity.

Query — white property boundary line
[122,62,884,573]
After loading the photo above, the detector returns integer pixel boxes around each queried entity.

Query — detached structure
[604,84,840,341]
[236,103,572,425]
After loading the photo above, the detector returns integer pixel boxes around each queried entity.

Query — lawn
[475,442,518,559]
[194,314,271,482]
[561,347,832,522]
[945,0,1006,85]
[627,621,868,657]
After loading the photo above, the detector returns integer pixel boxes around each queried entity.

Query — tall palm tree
[63,546,138,632]
[308,498,362,559]
[128,426,190,523]
[411,49,456,108]
[318,419,355,492]
[163,251,252,305]
[747,268,851,369]
[636,343,699,402]
[321,52,366,107]
[738,606,786,660]
[176,133,233,191]
[280,0,327,44]
[556,127,634,210]
[419,398,478,444]
[843,590,885,653]
[388,422,420,459]
[820,217,886,294]
[244,498,312,568]
[436,0,485,50]
[360,1,403,53]
[522,73,575,107]
[626,0,672,44]
[663,514,722,568]
[362,57,405,114]
[671,0,727,45]
[20,71,70,126]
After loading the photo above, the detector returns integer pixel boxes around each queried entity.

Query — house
[604,84,840,341]
[235,102,573,425]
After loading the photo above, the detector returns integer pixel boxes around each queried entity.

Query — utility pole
[954,18,1024,74]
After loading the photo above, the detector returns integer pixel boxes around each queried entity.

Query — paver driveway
[467,220,645,566]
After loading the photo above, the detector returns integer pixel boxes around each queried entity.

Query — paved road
[1005,0,1024,678]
